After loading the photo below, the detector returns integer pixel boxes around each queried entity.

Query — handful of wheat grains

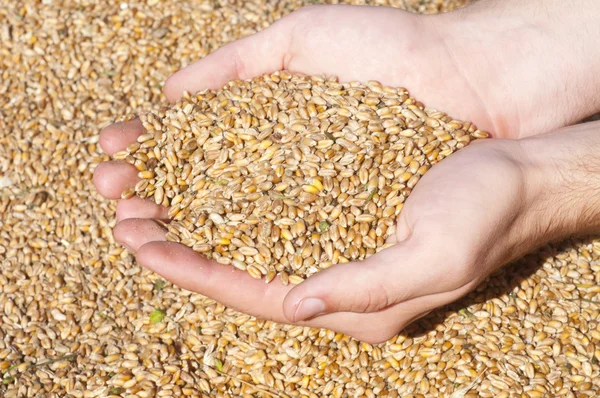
[114,72,488,283]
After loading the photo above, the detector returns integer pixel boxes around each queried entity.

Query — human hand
[159,3,600,140]
[282,120,600,343]
[95,116,574,343]
[94,3,600,343]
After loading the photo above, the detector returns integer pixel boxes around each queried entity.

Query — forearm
[521,121,600,243]
[444,0,600,138]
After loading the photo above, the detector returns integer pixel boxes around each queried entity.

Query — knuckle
[348,283,390,313]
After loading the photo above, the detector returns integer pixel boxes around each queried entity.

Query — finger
[114,218,167,252]
[99,118,144,156]
[135,238,460,343]
[344,303,433,344]
[92,161,140,199]
[136,241,293,322]
[282,232,449,322]
[312,283,468,344]
[134,240,423,337]
[312,301,431,344]
[163,17,293,102]
[116,196,170,222]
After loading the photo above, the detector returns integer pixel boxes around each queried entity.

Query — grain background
[1,0,599,397]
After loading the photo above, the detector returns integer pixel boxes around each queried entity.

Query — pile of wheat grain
[1,0,599,397]
[120,72,487,282]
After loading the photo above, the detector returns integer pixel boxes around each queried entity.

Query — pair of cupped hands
[94,4,600,343]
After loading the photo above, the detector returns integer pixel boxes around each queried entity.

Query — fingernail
[293,298,326,322]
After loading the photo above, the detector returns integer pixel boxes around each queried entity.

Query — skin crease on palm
[94,2,600,343]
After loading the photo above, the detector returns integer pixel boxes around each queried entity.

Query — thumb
[282,232,440,323]
[163,15,295,102]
